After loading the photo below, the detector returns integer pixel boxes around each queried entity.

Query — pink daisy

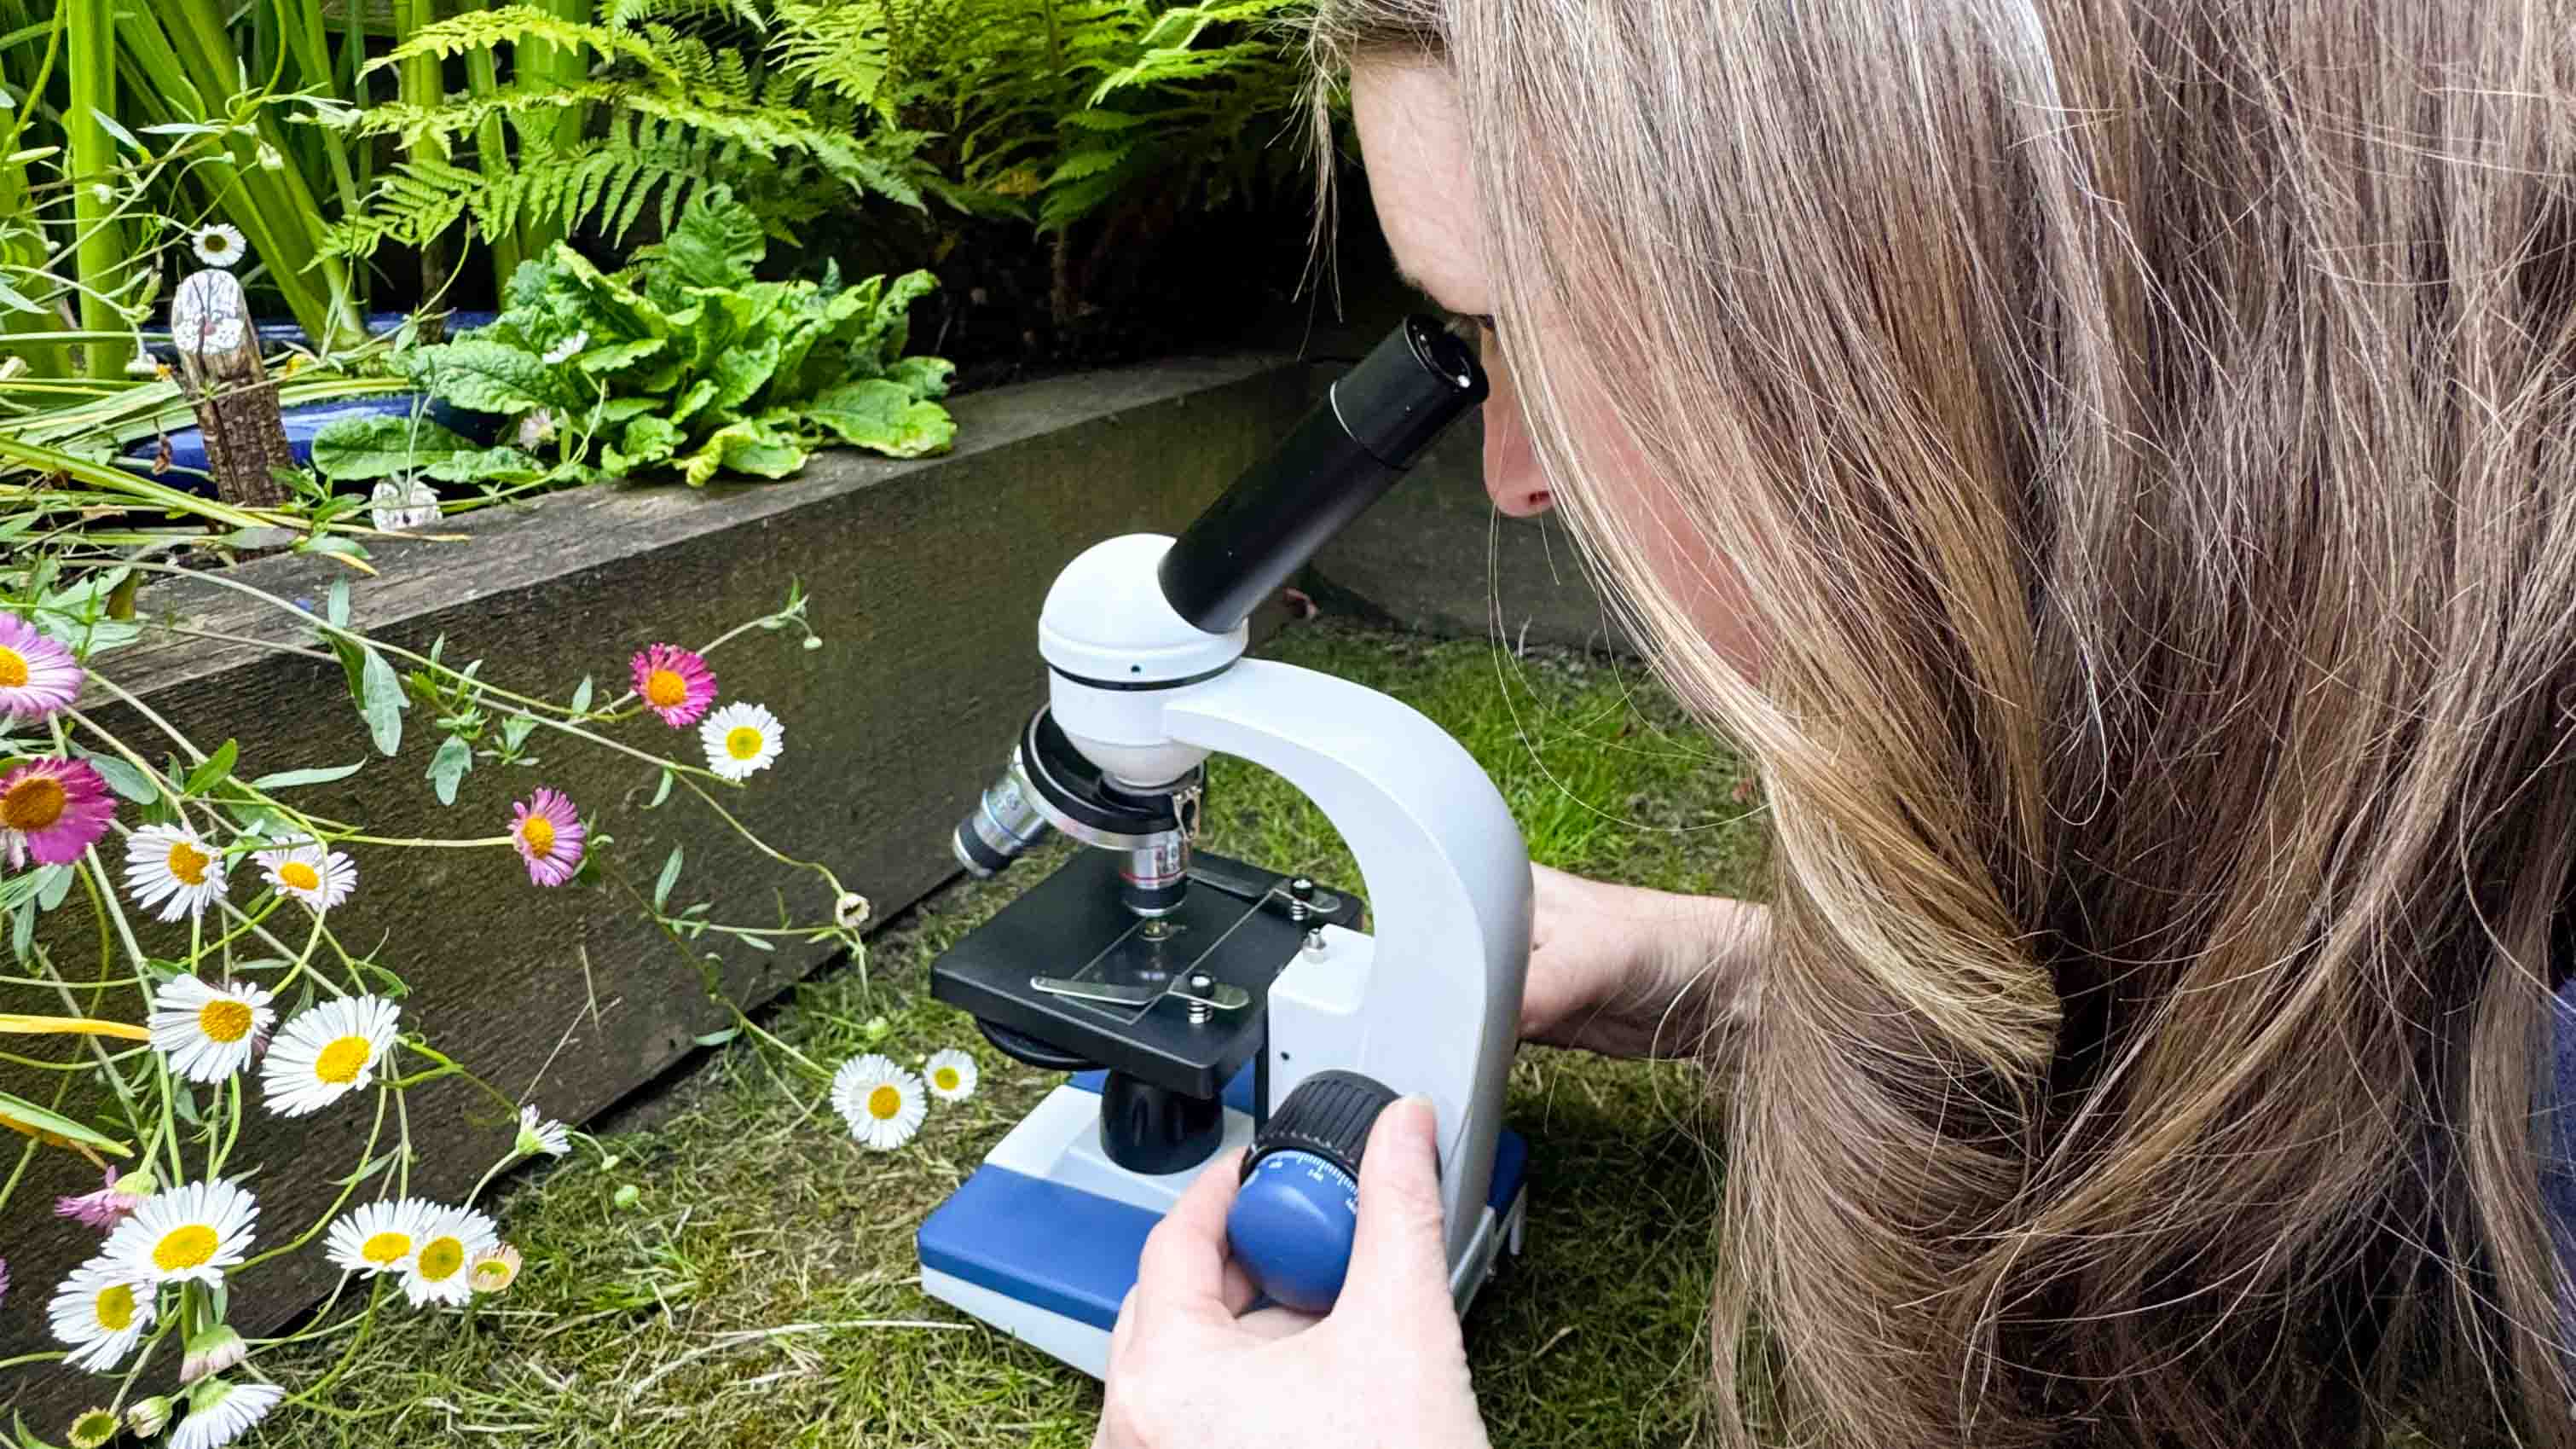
[629,643,717,728]
[55,1167,142,1231]
[0,614,80,722]
[0,757,114,869]
[511,788,585,887]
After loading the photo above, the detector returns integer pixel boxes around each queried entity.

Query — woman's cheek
[1563,385,1768,680]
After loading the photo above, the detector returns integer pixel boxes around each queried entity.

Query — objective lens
[952,763,1051,878]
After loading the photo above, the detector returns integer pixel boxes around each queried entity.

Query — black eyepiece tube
[1157,316,1487,635]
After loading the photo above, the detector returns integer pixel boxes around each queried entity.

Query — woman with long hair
[1096,3,2576,1446]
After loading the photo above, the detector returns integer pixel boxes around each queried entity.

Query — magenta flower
[511,788,585,887]
[629,643,717,728]
[0,614,80,722]
[0,757,114,869]
[0,1255,9,1307]
[55,1168,142,1232]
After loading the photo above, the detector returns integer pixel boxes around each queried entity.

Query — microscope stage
[930,849,1361,1098]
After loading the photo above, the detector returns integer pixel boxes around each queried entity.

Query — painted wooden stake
[169,268,294,509]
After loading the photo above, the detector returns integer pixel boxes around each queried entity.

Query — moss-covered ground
[260,617,1765,1447]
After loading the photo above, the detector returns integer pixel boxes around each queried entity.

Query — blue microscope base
[918,1072,1530,1379]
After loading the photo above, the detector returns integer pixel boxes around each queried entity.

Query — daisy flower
[468,1243,522,1295]
[55,1167,151,1231]
[67,1406,119,1449]
[0,611,81,720]
[510,788,584,887]
[262,994,399,1117]
[103,1178,257,1286]
[402,1203,500,1307]
[0,757,115,869]
[515,1104,570,1158]
[700,701,784,782]
[189,223,246,270]
[629,643,716,727]
[324,1197,431,1277]
[127,1396,173,1438]
[923,1047,979,1103]
[125,824,229,922]
[147,976,274,1085]
[180,1324,244,1384]
[47,1261,155,1372]
[831,1053,926,1151]
[173,1378,282,1449]
[541,329,588,365]
[255,839,356,913]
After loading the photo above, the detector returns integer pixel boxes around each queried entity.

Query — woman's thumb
[1340,1097,1455,1318]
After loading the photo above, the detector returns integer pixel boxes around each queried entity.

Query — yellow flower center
[933,1067,960,1093]
[314,1035,373,1084]
[725,727,764,761]
[0,645,27,689]
[518,814,556,856]
[361,1231,411,1266]
[165,839,211,886]
[471,1257,513,1290]
[867,1084,903,1121]
[417,1237,463,1282]
[153,1224,218,1272]
[0,774,65,832]
[69,1409,118,1448]
[93,1284,135,1331]
[278,860,321,892]
[645,669,689,708]
[197,999,253,1044]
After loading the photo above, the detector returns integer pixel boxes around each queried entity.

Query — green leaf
[0,1090,131,1156]
[420,446,547,485]
[805,380,955,459]
[705,332,784,416]
[310,414,479,481]
[33,864,72,913]
[183,739,239,795]
[653,845,684,910]
[648,768,674,809]
[90,107,144,154]
[396,339,566,415]
[570,675,594,715]
[427,734,472,805]
[248,763,364,790]
[359,646,408,756]
[886,355,955,401]
[680,418,806,486]
[652,188,767,289]
[78,751,159,804]
[692,1027,740,1048]
[326,580,351,628]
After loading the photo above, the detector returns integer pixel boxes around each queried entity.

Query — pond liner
[136,310,500,363]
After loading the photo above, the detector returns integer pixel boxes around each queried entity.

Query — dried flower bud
[181,1324,245,1385]
[126,1396,174,1438]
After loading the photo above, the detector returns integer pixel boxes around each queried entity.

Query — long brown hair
[1311,3,2576,1445]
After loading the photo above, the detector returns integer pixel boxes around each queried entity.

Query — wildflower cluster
[830,1041,981,1152]
[0,570,869,1446]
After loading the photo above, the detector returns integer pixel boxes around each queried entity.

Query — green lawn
[261,618,1766,1448]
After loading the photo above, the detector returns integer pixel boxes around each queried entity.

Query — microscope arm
[1159,658,1531,1265]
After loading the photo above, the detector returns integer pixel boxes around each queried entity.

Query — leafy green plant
[315,188,956,491]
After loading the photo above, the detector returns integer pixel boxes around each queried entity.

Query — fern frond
[603,0,765,30]
[368,4,680,85]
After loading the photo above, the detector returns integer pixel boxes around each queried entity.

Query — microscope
[916,317,1532,1377]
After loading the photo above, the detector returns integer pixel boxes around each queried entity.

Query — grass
[258,617,1768,1448]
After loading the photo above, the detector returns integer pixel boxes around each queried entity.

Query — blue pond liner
[136,310,499,364]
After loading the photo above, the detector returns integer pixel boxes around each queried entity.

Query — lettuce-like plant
[315,188,955,491]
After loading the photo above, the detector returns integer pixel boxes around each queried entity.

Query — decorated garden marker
[168,268,293,509]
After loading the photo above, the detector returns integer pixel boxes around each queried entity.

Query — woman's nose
[1479,345,1554,518]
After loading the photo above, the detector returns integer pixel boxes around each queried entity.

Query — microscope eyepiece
[1155,316,1489,636]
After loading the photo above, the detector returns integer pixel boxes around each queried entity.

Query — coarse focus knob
[1223,1070,1404,1314]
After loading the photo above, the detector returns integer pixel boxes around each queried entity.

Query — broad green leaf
[0,1090,131,1157]
[576,336,667,375]
[396,339,564,415]
[652,189,767,290]
[427,734,472,805]
[570,675,594,715]
[680,419,805,486]
[78,751,159,804]
[886,355,955,401]
[705,332,784,416]
[359,646,408,756]
[310,414,478,481]
[420,446,546,485]
[33,865,71,912]
[249,763,363,790]
[183,739,239,795]
[805,380,955,459]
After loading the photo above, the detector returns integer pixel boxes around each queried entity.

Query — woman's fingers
[1130,1147,1249,1328]
[1340,1098,1457,1321]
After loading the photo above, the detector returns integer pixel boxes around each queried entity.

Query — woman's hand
[1093,1098,1491,1449]
[1523,862,1762,1059]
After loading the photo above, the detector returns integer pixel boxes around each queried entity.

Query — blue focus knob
[1225,1070,1401,1315]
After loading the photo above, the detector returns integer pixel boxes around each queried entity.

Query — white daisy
[46,1261,155,1373]
[541,329,588,365]
[124,824,229,923]
[514,1104,569,1158]
[831,1053,926,1151]
[190,224,246,270]
[923,1048,979,1103]
[323,1197,432,1277]
[172,1378,282,1449]
[254,840,356,913]
[401,1203,500,1307]
[699,701,784,782]
[102,1179,257,1287]
[147,976,275,1084]
[261,994,399,1117]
